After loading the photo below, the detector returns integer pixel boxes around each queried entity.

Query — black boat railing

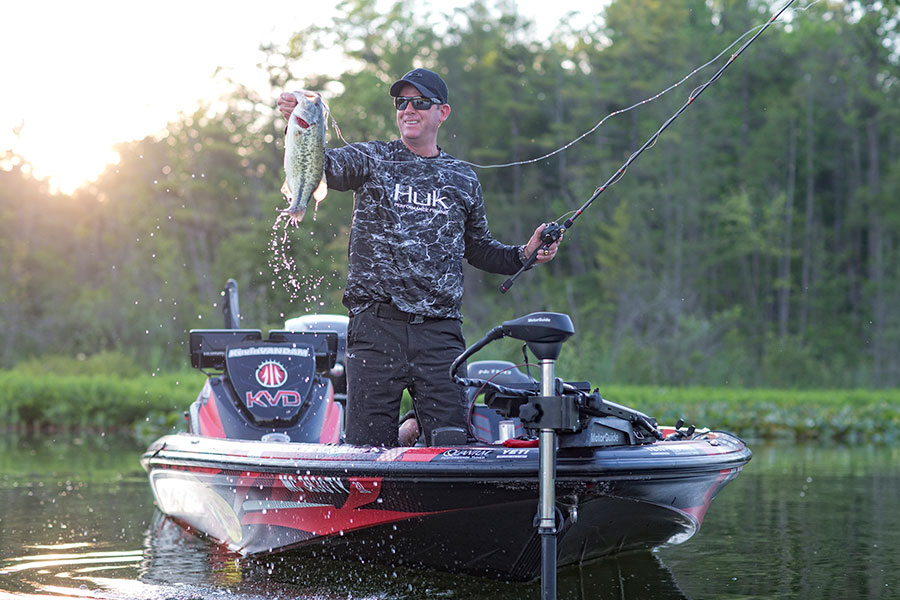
[223,278,241,329]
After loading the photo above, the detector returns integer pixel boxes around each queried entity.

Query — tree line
[1,0,898,387]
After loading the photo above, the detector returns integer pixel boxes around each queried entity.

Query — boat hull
[142,431,750,581]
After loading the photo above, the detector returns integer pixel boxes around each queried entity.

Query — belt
[373,302,431,325]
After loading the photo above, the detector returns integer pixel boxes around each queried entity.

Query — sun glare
[18,141,122,195]
[2,1,593,196]
[2,1,313,197]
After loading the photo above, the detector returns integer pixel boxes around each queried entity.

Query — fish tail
[280,204,307,224]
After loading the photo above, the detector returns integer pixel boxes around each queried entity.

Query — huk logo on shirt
[393,183,449,213]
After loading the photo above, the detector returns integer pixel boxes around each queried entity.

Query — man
[278,67,560,447]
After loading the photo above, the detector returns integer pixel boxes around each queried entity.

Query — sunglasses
[394,96,442,111]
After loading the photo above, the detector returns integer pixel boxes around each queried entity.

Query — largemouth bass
[281,91,327,223]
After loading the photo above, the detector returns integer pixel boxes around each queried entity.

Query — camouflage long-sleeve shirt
[324,140,525,319]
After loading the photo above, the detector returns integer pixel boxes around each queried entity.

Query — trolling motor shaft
[538,358,559,599]
[516,356,583,600]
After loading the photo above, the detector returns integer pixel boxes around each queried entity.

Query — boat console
[187,328,342,438]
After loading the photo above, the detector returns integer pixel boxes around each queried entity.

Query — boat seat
[471,405,525,443]
[466,360,533,443]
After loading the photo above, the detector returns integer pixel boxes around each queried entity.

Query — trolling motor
[506,313,571,600]
[452,312,568,600]
[452,314,660,449]
[451,311,661,599]
[452,312,572,600]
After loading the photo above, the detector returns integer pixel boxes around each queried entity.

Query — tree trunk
[866,119,886,383]
[799,81,815,339]
[779,119,797,339]
[848,126,863,329]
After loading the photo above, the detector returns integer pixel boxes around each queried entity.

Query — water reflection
[2,503,691,600]
[140,511,690,599]
[2,547,143,574]
[1,436,899,599]
[3,516,688,600]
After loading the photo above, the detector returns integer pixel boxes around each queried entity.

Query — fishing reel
[499,221,565,293]
[540,221,565,245]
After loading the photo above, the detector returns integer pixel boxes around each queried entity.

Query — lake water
[1,433,898,599]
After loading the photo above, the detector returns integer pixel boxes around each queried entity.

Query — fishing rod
[500,0,798,294]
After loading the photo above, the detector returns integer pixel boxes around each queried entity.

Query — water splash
[268,214,326,304]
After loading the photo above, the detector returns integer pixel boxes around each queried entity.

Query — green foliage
[0,370,202,432]
[13,351,144,378]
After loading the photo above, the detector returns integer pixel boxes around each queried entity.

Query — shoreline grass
[0,371,203,436]
[2,371,898,443]
[601,385,900,444]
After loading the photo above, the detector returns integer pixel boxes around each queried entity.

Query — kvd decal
[246,390,302,407]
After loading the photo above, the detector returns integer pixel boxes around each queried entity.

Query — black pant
[344,304,467,446]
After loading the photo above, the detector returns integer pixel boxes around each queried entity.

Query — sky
[1,1,597,194]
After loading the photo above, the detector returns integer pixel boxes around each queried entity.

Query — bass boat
[142,280,751,582]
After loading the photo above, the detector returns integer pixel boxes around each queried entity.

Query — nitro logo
[246,390,302,407]
[393,184,449,212]
[476,368,503,376]
[255,360,287,387]
[279,474,351,494]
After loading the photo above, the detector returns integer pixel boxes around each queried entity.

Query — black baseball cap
[389,68,449,104]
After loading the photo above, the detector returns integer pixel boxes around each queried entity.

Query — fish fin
[280,179,292,200]
[313,176,328,202]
